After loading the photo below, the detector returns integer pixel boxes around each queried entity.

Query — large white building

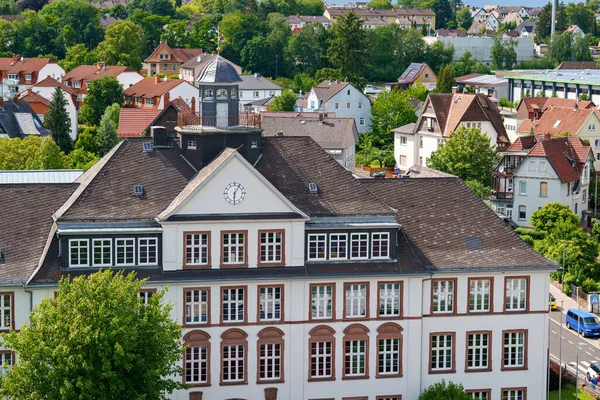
[0,60,554,400]
[0,56,65,100]
[427,36,534,67]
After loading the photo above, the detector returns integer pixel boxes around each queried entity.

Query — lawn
[549,383,597,400]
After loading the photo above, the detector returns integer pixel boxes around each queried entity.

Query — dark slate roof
[257,137,394,217]
[0,99,49,138]
[197,58,243,84]
[261,116,357,149]
[363,178,554,271]
[59,138,196,223]
[0,184,76,284]
[427,93,453,132]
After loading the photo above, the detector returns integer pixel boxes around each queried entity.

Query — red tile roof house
[17,76,79,141]
[0,55,65,100]
[143,41,202,77]
[490,135,594,227]
[124,76,198,113]
[62,63,143,106]
[118,97,195,138]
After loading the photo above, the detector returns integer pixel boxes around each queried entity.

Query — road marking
[569,341,575,344]
[552,330,557,334]
[582,361,591,367]
[588,351,594,356]
[569,361,588,373]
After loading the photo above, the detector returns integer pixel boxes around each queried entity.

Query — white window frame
[185,233,209,266]
[7,73,17,80]
[92,238,112,267]
[139,290,154,305]
[518,205,526,221]
[506,278,527,311]
[350,232,369,260]
[146,98,154,106]
[185,345,208,384]
[0,352,12,375]
[371,232,390,259]
[359,117,365,126]
[344,339,366,376]
[358,101,363,109]
[519,181,526,195]
[431,334,453,371]
[259,286,281,321]
[399,136,407,145]
[469,279,491,312]
[222,232,245,265]
[187,140,197,150]
[222,344,245,382]
[217,88,228,99]
[345,283,367,318]
[590,124,596,131]
[69,239,89,267]
[259,231,283,264]
[432,280,454,313]
[308,234,327,261]
[503,389,525,400]
[0,294,11,330]
[259,342,281,380]
[310,341,332,378]
[138,237,158,266]
[346,102,351,109]
[185,289,209,324]
[379,283,401,316]
[378,337,400,375]
[253,91,259,98]
[503,331,526,368]
[73,81,81,88]
[311,285,333,319]
[222,287,245,323]
[115,238,135,267]
[467,332,489,370]
[329,233,347,260]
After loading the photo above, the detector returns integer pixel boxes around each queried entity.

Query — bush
[383,153,396,168]
[168,74,179,80]
[549,361,570,390]
[520,234,535,247]
[583,277,599,294]
[514,227,546,240]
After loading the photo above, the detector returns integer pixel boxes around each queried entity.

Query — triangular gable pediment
[157,149,308,221]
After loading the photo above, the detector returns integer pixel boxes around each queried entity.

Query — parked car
[566,308,600,337]
[587,362,600,381]
[549,294,557,310]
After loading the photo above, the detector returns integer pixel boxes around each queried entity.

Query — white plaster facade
[29,85,78,141]
[433,36,534,66]
[157,81,199,113]
[1,63,65,100]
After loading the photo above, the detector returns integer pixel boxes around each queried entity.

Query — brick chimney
[163,92,170,107]
[154,75,160,84]
[96,62,105,71]
[11,54,19,62]
[190,96,196,113]
[544,132,552,141]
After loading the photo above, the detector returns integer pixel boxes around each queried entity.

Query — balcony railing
[490,191,513,200]
[179,112,261,129]
[2,79,18,85]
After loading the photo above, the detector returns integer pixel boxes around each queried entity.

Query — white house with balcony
[0,56,65,100]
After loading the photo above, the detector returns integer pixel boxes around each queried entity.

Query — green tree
[18,0,48,12]
[465,179,491,200]
[0,0,18,14]
[356,133,394,168]
[455,7,473,30]
[95,21,143,70]
[0,136,43,169]
[296,0,323,14]
[370,90,417,146]
[105,102,121,126]
[11,10,63,59]
[286,22,330,74]
[80,76,124,126]
[267,13,292,77]
[565,2,593,33]
[0,19,14,55]
[59,43,97,72]
[431,0,452,29]
[453,50,476,77]
[314,67,343,82]
[268,90,297,111]
[0,270,184,399]
[536,1,567,43]
[406,81,428,101]
[367,0,392,8]
[68,148,99,171]
[419,379,471,400]
[490,36,517,70]
[125,0,175,16]
[130,11,171,58]
[427,126,500,185]
[44,87,73,154]
[328,10,368,85]
[74,125,98,155]
[220,11,266,65]
[531,202,581,234]
[423,40,454,74]
[289,72,316,94]
[97,106,119,155]
[434,65,455,93]
[24,138,69,169]
[39,0,104,50]
[241,35,275,77]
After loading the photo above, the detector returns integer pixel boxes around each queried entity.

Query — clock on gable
[223,182,246,205]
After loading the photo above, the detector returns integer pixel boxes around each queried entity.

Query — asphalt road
[549,306,600,381]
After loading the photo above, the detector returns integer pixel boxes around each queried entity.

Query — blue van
[566,308,600,337]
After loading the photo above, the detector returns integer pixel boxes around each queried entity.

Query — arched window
[203,89,213,98]
[221,329,248,385]
[257,327,284,383]
[183,330,211,386]
[217,89,228,99]
[343,324,369,379]
[231,88,238,98]
[376,323,403,378]
[308,326,336,381]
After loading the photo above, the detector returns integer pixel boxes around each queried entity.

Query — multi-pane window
[185,346,208,384]
[0,294,11,330]
[222,287,245,322]
[329,233,348,259]
[379,283,401,317]
[259,286,282,321]
[222,232,245,265]
[505,278,528,311]
[115,238,135,266]
[259,231,283,265]
[371,233,390,259]
[430,333,453,372]
[92,239,111,267]
[259,343,282,381]
[378,338,400,375]
[350,233,369,259]
[311,285,334,319]
[69,239,88,267]
[310,341,333,378]
[469,279,491,312]
[185,233,209,267]
[503,389,526,400]
[0,352,11,375]
[467,391,490,400]
[344,340,367,377]
[139,290,155,305]
[503,331,526,368]
[185,289,209,324]
[222,344,245,383]
[345,283,367,318]
[138,238,158,265]
[308,234,327,260]
[467,332,490,370]
[432,280,455,313]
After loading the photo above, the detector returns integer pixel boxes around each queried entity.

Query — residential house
[503,11,524,26]
[393,93,510,170]
[386,63,437,91]
[516,21,536,38]
[18,77,79,141]
[455,73,509,100]
[324,6,436,29]
[244,96,274,113]
[239,74,283,112]
[285,15,331,30]
[302,80,372,134]
[363,17,389,29]
[124,77,198,113]
[261,114,358,168]
[566,25,585,39]
[471,7,489,22]
[490,135,593,226]
[0,56,65,100]
[435,29,467,37]
[526,7,542,18]
[500,107,520,142]
[395,16,431,30]
[0,99,49,138]
[144,42,203,77]
[555,61,598,70]
[516,97,595,122]
[179,54,241,85]
[118,97,194,138]
[0,56,554,399]
[468,15,500,34]
[62,63,143,105]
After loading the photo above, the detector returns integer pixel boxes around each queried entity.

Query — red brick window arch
[257,327,285,383]
[376,322,403,378]
[221,328,248,385]
[308,325,336,381]
[343,324,369,379]
[183,330,211,386]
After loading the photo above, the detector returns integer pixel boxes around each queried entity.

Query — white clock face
[223,182,246,205]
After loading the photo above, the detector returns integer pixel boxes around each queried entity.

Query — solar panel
[308,183,318,194]
[143,142,153,153]
[134,185,144,196]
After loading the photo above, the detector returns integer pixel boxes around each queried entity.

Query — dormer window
[7,74,17,81]
[350,233,369,259]
[92,239,112,267]
[146,98,154,106]
[427,117,434,131]
[73,81,81,88]
[25,74,31,81]
[69,239,89,267]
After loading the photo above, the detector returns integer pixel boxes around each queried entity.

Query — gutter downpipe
[24,283,33,313]
[419,271,434,395]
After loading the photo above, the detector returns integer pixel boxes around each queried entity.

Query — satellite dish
[499,165,505,173]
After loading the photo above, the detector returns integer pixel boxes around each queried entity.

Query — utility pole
[551,0,557,43]
[559,300,563,400]
[576,292,581,400]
